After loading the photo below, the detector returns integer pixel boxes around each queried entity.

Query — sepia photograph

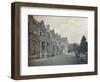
[28,15,88,66]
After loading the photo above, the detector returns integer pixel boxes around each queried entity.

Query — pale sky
[32,15,88,44]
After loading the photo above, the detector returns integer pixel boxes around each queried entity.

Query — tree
[73,43,79,52]
[80,35,88,54]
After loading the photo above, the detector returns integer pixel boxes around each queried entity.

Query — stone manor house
[28,15,68,61]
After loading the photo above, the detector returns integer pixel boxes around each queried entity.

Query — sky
[32,15,88,44]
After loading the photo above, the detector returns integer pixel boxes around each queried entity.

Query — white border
[20,6,95,75]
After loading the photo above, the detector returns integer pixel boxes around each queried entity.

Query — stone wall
[28,15,68,61]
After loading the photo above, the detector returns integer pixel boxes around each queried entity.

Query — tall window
[42,42,45,51]
[53,45,55,52]
[46,43,49,51]
[40,32,41,36]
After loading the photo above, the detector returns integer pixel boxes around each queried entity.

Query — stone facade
[28,15,68,61]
